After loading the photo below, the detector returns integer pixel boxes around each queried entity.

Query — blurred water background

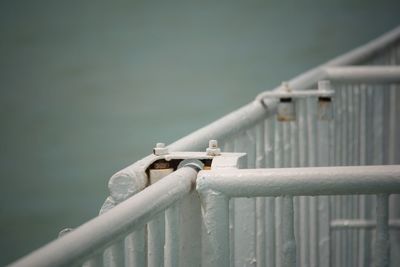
[0,0,400,265]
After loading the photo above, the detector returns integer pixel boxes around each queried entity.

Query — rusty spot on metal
[277,114,295,122]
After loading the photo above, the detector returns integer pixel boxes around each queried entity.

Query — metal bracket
[261,81,334,121]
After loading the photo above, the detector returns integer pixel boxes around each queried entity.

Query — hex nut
[153,142,168,155]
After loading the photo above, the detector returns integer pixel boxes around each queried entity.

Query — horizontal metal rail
[256,26,400,102]
[9,166,199,267]
[324,66,400,83]
[197,165,400,267]
[197,165,400,197]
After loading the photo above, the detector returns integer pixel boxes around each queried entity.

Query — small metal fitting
[177,159,205,171]
[206,139,221,156]
[277,98,296,121]
[277,82,296,121]
[318,80,334,120]
[153,142,168,156]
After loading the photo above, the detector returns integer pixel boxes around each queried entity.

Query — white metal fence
[9,26,400,267]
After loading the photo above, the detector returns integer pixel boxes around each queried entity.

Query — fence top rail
[256,25,400,101]
[323,66,400,83]
[197,165,400,197]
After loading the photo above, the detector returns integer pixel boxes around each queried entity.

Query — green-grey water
[0,0,399,265]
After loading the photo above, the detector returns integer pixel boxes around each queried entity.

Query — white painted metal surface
[197,166,400,267]
[8,25,400,267]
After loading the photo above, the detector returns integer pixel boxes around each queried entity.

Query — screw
[206,139,221,156]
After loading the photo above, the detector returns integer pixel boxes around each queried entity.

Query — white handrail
[9,166,200,267]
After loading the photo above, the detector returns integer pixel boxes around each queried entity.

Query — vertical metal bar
[147,214,165,267]
[340,86,348,267]
[275,121,283,267]
[298,98,309,267]
[388,85,400,267]
[373,86,386,267]
[359,85,368,267]
[363,85,376,264]
[256,123,266,169]
[283,120,291,167]
[256,198,266,267]
[333,83,342,267]
[388,85,397,164]
[229,199,235,267]
[179,192,202,267]
[328,88,336,267]
[223,138,235,267]
[373,86,384,165]
[125,229,146,267]
[347,85,354,267]
[165,203,180,267]
[266,197,275,267]
[330,198,337,267]
[375,194,390,267]
[201,191,230,267]
[317,98,331,267]
[233,131,256,267]
[282,196,296,267]
[341,85,348,167]
[307,97,318,267]
[348,85,355,166]
[256,123,266,267]
[291,120,299,168]
[265,117,275,168]
[291,115,300,265]
[265,118,275,267]
[353,85,360,267]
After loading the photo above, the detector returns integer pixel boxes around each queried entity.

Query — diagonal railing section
[9,163,202,267]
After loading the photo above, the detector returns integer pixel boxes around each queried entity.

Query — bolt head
[206,139,221,156]
[209,139,218,148]
[156,143,165,148]
[153,142,168,155]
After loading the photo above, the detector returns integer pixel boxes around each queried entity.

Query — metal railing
[9,26,400,267]
[197,166,400,267]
